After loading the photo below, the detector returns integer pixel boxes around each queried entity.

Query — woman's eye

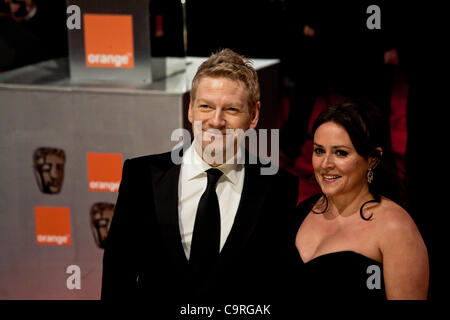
[314,148,325,155]
[336,150,348,157]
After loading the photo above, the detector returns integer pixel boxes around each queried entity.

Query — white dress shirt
[178,142,245,260]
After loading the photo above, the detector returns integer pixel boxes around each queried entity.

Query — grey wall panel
[0,88,185,299]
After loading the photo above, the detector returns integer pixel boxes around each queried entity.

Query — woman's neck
[326,185,373,218]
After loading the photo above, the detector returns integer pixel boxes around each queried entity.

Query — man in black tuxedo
[101,49,299,308]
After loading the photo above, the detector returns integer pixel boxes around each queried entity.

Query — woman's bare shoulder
[374,197,426,251]
[374,197,417,230]
[374,198,429,299]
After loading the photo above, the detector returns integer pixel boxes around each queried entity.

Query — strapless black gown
[294,195,386,300]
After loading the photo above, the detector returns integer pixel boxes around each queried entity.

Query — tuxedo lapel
[220,163,271,259]
[152,161,189,268]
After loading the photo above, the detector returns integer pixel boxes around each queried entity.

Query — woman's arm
[379,207,429,299]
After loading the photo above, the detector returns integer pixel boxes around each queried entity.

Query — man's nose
[210,109,226,127]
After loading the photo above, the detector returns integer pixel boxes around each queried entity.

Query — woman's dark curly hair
[310,99,403,220]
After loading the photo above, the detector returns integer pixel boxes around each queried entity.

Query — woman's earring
[367,168,374,184]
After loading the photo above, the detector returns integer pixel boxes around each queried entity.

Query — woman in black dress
[295,100,429,299]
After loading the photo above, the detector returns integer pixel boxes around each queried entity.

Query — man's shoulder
[274,166,298,181]
[249,161,298,182]
[125,151,176,171]
[273,167,299,192]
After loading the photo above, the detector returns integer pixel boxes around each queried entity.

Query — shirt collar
[182,139,244,185]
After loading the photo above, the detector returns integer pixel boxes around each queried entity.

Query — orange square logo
[84,14,134,68]
[87,153,123,192]
[35,207,72,246]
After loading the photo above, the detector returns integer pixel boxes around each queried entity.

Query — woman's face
[312,121,370,198]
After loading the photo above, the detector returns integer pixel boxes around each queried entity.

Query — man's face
[188,76,260,165]
[33,148,65,194]
[90,203,114,249]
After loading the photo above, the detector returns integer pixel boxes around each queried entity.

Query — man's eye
[199,104,210,109]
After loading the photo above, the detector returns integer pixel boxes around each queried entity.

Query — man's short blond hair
[190,48,260,110]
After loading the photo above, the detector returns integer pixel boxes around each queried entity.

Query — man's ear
[249,101,261,129]
[369,147,383,169]
[188,101,193,124]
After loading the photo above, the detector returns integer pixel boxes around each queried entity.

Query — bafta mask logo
[33,147,66,194]
[90,202,115,249]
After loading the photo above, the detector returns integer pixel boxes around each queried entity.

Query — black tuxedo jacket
[101,150,299,304]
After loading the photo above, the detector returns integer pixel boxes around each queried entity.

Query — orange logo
[87,153,123,192]
[83,14,134,68]
[35,207,72,246]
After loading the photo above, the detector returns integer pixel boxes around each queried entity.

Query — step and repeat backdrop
[0,80,188,299]
[0,59,280,299]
